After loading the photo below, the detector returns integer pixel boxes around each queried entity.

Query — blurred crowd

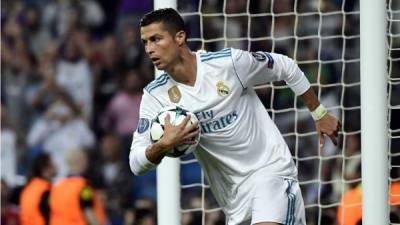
[1,0,399,225]
[2,0,155,224]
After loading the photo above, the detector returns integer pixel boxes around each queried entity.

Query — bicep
[232,49,281,87]
[233,50,310,95]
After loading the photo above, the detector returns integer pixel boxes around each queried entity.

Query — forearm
[299,87,320,111]
[145,141,172,164]
[300,87,341,146]
[129,142,171,175]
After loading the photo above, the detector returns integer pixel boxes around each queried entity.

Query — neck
[165,47,197,86]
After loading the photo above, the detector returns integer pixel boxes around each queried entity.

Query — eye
[150,36,161,43]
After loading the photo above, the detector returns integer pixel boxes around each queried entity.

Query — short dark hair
[30,153,52,179]
[140,8,185,36]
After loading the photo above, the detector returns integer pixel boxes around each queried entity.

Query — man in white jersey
[130,8,341,225]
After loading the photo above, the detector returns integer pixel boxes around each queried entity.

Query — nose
[145,42,155,55]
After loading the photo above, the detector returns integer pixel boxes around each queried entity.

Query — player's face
[141,22,181,71]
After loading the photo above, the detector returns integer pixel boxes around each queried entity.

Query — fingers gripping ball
[150,106,200,157]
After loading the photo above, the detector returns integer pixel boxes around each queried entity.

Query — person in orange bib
[389,181,400,222]
[337,184,362,225]
[50,148,107,225]
[337,181,400,225]
[20,153,57,225]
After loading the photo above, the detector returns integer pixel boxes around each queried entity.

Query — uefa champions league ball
[150,106,200,157]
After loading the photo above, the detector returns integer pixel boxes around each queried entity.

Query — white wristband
[311,104,328,121]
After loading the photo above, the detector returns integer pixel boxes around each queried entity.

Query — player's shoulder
[198,48,255,65]
[144,73,172,93]
[199,48,234,62]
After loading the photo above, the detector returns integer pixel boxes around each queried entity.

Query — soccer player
[130,8,341,225]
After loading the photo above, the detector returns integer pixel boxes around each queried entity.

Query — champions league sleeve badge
[251,52,266,61]
[137,118,150,134]
[168,85,182,103]
[251,51,274,68]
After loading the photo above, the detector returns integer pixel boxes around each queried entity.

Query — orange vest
[337,182,400,225]
[49,177,106,225]
[19,178,51,225]
[337,185,362,225]
[390,182,400,205]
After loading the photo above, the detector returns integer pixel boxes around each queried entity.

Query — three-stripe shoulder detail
[200,48,232,62]
[144,73,170,93]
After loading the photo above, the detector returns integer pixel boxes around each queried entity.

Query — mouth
[151,57,161,64]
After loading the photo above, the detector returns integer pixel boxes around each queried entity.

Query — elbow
[131,165,151,176]
[129,163,146,176]
[129,148,153,176]
[129,156,144,176]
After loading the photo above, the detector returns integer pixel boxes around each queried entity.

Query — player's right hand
[158,114,199,153]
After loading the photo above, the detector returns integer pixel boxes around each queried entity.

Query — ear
[175,31,187,46]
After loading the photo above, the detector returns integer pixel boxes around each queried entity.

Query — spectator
[27,97,95,178]
[1,104,24,187]
[97,134,134,225]
[19,153,57,225]
[100,69,143,150]
[42,0,104,38]
[19,5,52,60]
[182,196,225,225]
[123,198,156,225]
[55,31,94,120]
[92,35,124,135]
[119,23,144,69]
[27,41,73,122]
[1,179,20,225]
[390,182,400,223]
[49,148,107,225]
[2,19,37,129]
[337,162,362,225]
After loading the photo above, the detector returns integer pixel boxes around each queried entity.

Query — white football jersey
[129,48,311,223]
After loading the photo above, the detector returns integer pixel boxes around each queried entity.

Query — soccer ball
[150,106,200,157]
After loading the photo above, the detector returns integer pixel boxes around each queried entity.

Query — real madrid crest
[168,85,182,103]
[216,81,230,97]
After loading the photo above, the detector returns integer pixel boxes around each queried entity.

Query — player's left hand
[316,113,341,148]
